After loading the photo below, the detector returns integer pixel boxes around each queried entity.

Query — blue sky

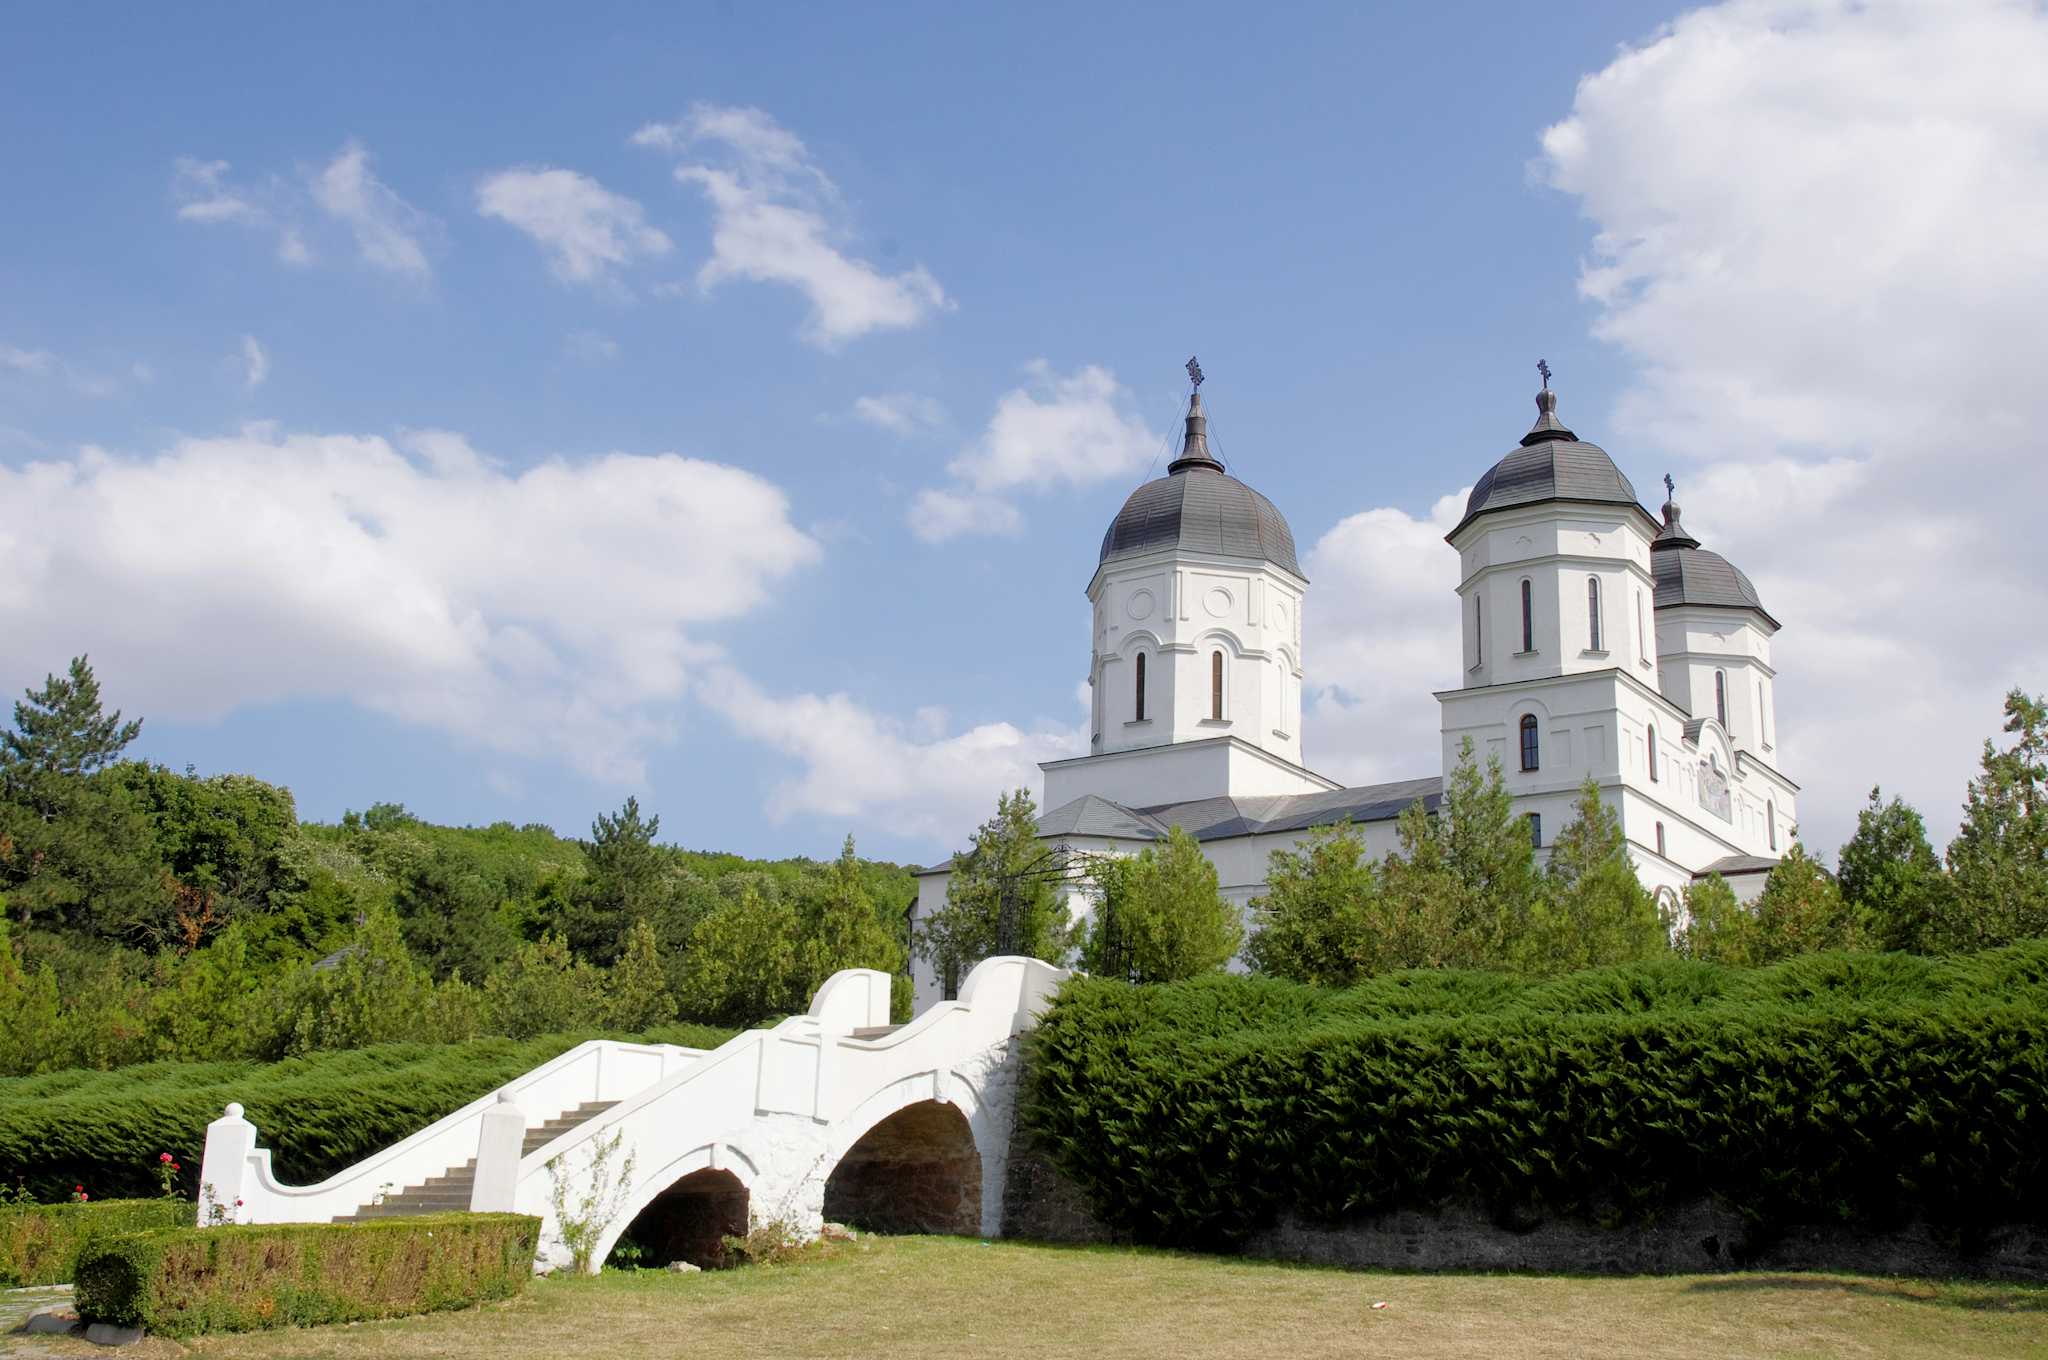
[5,1,2043,865]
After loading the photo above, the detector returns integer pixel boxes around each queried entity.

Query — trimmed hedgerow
[73,1213,539,1336]
[0,1024,735,1202]
[0,1199,190,1285]
[1024,943,2048,1250]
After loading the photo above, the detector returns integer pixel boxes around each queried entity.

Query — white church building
[911,369,1797,1008]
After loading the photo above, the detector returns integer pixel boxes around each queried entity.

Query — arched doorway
[823,1100,980,1235]
[608,1168,748,1268]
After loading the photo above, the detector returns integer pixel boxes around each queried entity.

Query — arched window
[1655,821,1666,856]
[1767,800,1778,852]
[1520,579,1534,652]
[1715,670,1728,727]
[1519,714,1540,771]
[1636,591,1647,659]
[1758,681,1770,746]
[1588,577,1603,651]
[1473,594,1483,665]
[1210,650,1225,721]
[1647,724,1659,782]
[1134,653,1147,723]
[1526,813,1542,848]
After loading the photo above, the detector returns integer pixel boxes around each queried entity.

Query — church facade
[910,371,1797,1010]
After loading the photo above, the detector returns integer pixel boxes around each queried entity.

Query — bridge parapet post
[471,1092,526,1212]
[196,1103,257,1227]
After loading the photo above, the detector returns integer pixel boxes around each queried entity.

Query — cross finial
[1537,358,1552,390]
[1186,355,1204,390]
[1664,473,1676,501]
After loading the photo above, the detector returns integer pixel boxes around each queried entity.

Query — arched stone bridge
[197,956,1067,1270]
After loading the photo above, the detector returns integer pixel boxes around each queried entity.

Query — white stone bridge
[196,956,1067,1271]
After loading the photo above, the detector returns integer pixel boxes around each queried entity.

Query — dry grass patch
[6,1236,2045,1359]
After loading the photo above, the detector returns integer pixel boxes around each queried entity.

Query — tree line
[0,658,911,1076]
[915,689,2048,989]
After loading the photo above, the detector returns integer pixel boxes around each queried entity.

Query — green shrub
[0,1025,735,1202]
[73,1213,539,1336]
[0,1198,190,1285]
[1025,942,2048,1250]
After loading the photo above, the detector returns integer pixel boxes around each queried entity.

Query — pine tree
[1670,872,1754,965]
[1084,826,1241,984]
[567,796,670,964]
[1944,689,2048,949]
[1246,820,1381,985]
[800,834,905,987]
[1749,843,1863,962]
[1836,785,1948,953]
[605,918,678,1031]
[915,789,1076,984]
[1521,777,1666,974]
[1375,739,1537,970]
[1,657,142,776]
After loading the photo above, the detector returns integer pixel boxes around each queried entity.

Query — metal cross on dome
[1537,358,1552,390]
[1186,355,1204,390]
[1665,473,1676,500]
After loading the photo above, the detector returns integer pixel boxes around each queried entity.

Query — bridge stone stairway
[332,1101,618,1222]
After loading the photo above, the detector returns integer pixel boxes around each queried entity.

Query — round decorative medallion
[1271,599,1289,632]
[1126,589,1155,621]
[1204,587,1233,618]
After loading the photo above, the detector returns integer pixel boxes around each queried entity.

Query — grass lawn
[6,1237,2047,1359]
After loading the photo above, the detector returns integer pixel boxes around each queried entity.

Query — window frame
[1519,713,1540,772]
[1587,576,1603,651]
[1520,578,1534,653]
[1134,652,1147,723]
[1647,724,1659,782]
[1210,649,1225,722]
[1715,669,1728,728]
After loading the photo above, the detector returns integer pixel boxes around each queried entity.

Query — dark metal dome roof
[1098,392,1303,578]
[1651,499,1778,628]
[1450,388,1642,538]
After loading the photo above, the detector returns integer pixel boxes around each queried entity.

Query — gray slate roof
[1452,391,1641,538]
[1695,853,1778,880]
[1100,468,1302,578]
[1037,775,1442,846]
[1652,541,1778,627]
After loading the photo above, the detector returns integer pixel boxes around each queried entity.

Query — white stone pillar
[196,1103,256,1226]
[470,1092,526,1212]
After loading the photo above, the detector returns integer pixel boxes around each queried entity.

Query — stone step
[333,1099,624,1222]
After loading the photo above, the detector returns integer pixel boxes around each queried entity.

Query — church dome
[1650,496,1779,628]
[1450,386,1640,538]
[1098,391,1303,579]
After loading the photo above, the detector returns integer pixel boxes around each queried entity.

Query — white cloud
[908,362,1161,541]
[0,428,820,784]
[311,142,433,279]
[852,392,946,435]
[632,103,951,346]
[476,167,671,288]
[697,664,1084,846]
[2,347,55,376]
[171,157,312,266]
[1300,491,1467,789]
[564,330,621,364]
[240,336,269,390]
[1538,0,2048,854]
[907,487,1023,544]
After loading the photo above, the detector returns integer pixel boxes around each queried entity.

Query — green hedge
[0,1024,735,1202]
[1024,943,2048,1250]
[73,1213,539,1336]
[0,1199,191,1285]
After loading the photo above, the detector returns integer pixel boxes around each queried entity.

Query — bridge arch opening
[824,1099,981,1235]
[609,1167,748,1269]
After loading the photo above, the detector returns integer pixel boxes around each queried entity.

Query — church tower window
[1767,800,1778,852]
[1655,821,1666,856]
[1636,590,1646,659]
[1134,653,1147,722]
[1647,725,1659,781]
[1519,714,1539,771]
[1520,579,1534,652]
[1210,650,1224,721]
[1715,670,1728,727]
[1588,577,1603,651]
[1526,813,1542,848]
[1474,595,1483,665]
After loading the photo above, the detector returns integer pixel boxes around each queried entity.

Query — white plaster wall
[1089,549,1306,766]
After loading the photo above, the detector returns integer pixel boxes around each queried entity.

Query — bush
[73,1213,539,1336]
[0,1025,735,1202]
[1024,942,2048,1250]
[0,1198,190,1285]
